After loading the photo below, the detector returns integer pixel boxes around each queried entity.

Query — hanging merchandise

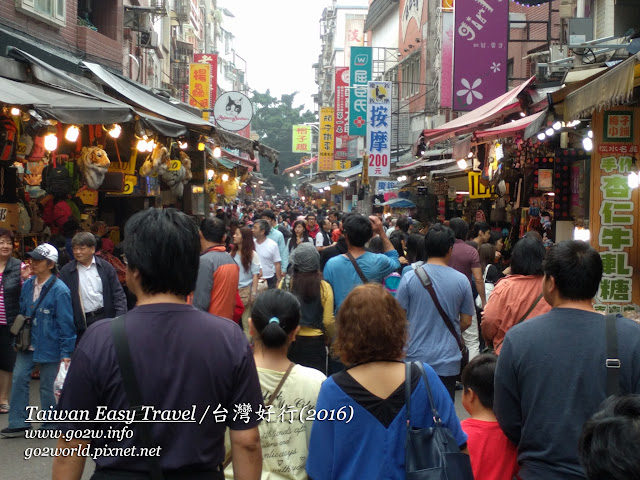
[0,166,18,203]
[78,146,110,190]
[0,114,18,162]
[140,143,170,177]
[159,151,192,199]
[41,162,72,196]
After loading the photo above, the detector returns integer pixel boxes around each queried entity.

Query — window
[401,56,420,99]
[17,0,66,27]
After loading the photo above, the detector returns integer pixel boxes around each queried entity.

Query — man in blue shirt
[396,224,474,400]
[323,214,400,315]
[261,210,288,272]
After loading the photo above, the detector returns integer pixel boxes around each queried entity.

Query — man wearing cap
[1,244,75,438]
[59,232,127,340]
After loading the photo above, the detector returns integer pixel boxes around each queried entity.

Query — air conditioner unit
[124,11,152,32]
[140,31,159,49]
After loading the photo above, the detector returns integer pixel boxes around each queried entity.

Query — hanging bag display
[405,361,474,480]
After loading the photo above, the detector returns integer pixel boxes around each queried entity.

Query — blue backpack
[382,272,402,297]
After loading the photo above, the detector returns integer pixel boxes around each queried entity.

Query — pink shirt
[448,239,480,284]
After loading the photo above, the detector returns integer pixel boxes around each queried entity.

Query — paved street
[0,379,469,478]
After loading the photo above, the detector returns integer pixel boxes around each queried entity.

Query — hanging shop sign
[334,67,350,162]
[193,53,218,112]
[376,180,398,193]
[453,0,508,111]
[349,46,372,136]
[344,19,365,65]
[189,63,211,120]
[292,125,312,153]
[440,11,454,108]
[468,171,493,198]
[213,92,253,131]
[319,107,335,171]
[366,81,392,177]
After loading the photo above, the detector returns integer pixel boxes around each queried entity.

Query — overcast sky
[223,0,331,113]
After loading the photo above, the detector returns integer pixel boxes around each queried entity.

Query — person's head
[306,214,317,228]
[289,242,320,273]
[461,354,498,414]
[523,231,543,243]
[71,231,97,266]
[424,224,455,259]
[27,243,59,276]
[122,208,200,298]
[343,214,373,248]
[249,289,301,349]
[406,234,426,264]
[261,209,277,226]
[396,216,410,234]
[367,236,384,254]
[253,219,270,239]
[329,210,338,222]
[388,232,405,258]
[472,222,491,244]
[62,218,81,238]
[489,231,504,252]
[579,395,640,480]
[510,236,546,276]
[0,228,14,259]
[333,284,407,365]
[293,220,307,237]
[200,218,226,248]
[332,221,339,231]
[449,217,469,241]
[542,240,603,303]
[478,243,496,271]
[321,217,332,232]
[229,218,242,235]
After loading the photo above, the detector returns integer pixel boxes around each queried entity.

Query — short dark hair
[489,231,503,245]
[251,289,301,349]
[406,234,426,263]
[579,395,640,480]
[343,214,373,248]
[200,218,226,243]
[122,208,200,297]
[461,354,497,409]
[396,216,411,233]
[449,217,469,240]
[306,213,316,220]
[71,231,97,248]
[510,237,546,276]
[424,224,455,258]
[255,219,271,236]
[261,209,276,221]
[472,222,490,237]
[543,240,603,300]
[0,228,14,241]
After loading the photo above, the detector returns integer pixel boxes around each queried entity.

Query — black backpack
[41,164,73,196]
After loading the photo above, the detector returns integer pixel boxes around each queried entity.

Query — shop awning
[310,180,331,191]
[422,77,535,145]
[335,163,363,179]
[0,76,133,124]
[283,156,318,174]
[382,198,416,208]
[563,52,639,121]
[475,109,547,141]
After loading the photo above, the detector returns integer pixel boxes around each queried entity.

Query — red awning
[474,109,547,141]
[283,156,318,174]
[422,77,536,145]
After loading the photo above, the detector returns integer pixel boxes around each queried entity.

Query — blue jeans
[8,351,58,429]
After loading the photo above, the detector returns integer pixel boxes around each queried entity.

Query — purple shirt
[448,239,480,284]
[57,303,262,471]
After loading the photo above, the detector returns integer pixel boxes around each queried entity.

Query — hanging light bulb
[457,159,467,170]
[552,121,562,131]
[198,142,205,151]
[137,139,148,152]
[10,108,20,116]
[537,132,546,141]
[295,170,300,175]
[289,172,294,177]
[65,126,80,142]
[108,124,122,139]
[213,146,222,158]
[588,130,593,139]
[146,139,156,152]
[178,141,188,149]
[627,172,639,189]
[222,173,229,182]
[44,133,58,152]
[582,137,593,151]
[545,127,554,136]
[207,169,215,180]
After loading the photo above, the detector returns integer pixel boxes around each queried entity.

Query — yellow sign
[468,171,493,198]
[292,125,311,153]
[122,175,138,195]
[319,107,335,171]
[169,160,182,171]
[189,63,211,121]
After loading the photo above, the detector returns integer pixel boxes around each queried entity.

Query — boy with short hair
[461,354,518,480]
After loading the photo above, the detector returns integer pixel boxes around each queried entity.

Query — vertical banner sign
[440,12,454,108]
[344,19,365,66]
[292,125,312,153]
[334,67,350,163]
[366,81,391,177]
[590,108,640,308]
[193,53,218,109]
[453,0,508,111]
[350,47,372,136]
[189,63,211,120]
[319,107,335,171]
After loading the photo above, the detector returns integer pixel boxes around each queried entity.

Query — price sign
[169,160,182,171]
[122,175,138,195]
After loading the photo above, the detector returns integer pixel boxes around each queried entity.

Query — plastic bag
[53,361,69,403]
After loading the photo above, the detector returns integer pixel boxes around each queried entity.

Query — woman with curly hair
[306,284,467,479]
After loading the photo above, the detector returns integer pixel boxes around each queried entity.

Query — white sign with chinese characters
[366,81,392,177]
[376,180,398,193]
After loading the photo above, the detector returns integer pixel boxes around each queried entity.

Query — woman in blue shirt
[306,283,467,479]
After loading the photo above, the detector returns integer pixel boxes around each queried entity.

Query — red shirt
[461,418,518,480]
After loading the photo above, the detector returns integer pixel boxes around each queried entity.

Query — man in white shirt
[315,217,334,252]
[59,232,127,340]
[253,219,282,289]
[261,210,288,271]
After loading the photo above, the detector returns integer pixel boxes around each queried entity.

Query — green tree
[251,90,316,193]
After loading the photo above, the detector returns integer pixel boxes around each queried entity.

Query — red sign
[334,67,349,161]
[598,145,639,154]
[194,53,218,108]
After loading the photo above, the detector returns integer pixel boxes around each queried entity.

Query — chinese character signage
[453,0,508,111]
[604,112,633,142]
[189,63,211,120]
[402,0,424,42]
[334,67,350,162]
[344,19,365,66]
[349,47,372,136]
[319,107,335,171]
[376,180,398,193]
[292,125,311,153]
[366,81,391,177]
[591,108,640,306]
[193,53,218,110]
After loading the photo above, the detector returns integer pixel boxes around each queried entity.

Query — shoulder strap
[493,291,545,352]
[605,314,621,397]
[406,362,441,432]
[414,266,464,351]
[31,276,57,315]
[345,252,368,284]
[483,264,491,282]
[111,316,164,480]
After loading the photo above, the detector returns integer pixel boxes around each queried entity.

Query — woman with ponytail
[224,289,326,480]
